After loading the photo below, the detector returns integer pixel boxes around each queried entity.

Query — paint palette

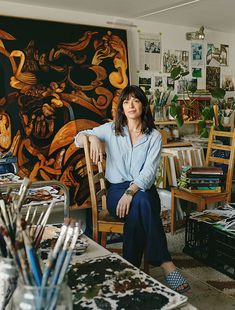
[39,225,88,260]
[68,253,188,310]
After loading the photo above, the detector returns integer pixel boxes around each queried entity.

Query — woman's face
[122,95,143,121]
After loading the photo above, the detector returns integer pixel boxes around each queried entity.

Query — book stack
[185,166,224,193]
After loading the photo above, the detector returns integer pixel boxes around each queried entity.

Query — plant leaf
[181,71,189,77]
[169,104,178,117]
[171,94,178,103]
[202,106,214,120]
[175,116,183,127]
[187,84,197,94]
[200,128,209,138]
[198,120,206,129]
[171,66,182,80]
[211,87,226,99]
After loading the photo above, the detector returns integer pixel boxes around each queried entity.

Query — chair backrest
[83,136,107,236]
[205,126,235,195]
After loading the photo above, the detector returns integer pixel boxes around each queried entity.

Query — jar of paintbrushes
[0,179,82,310]
[11,282,72,310]
[0,256,18,310]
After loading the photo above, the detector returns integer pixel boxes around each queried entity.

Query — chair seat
[98,209,124,223]
[174,187,229,204]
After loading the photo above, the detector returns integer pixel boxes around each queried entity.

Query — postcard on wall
[139,32,161,72]
[192,67,202,78]
[138,75,152,95]
[167,76,175,89]
[191,43,204,66]
[206,43,229,67]
[155,76,163,87]
[222,74,235,91]
[206,66,221,91]
[163,49,189,73]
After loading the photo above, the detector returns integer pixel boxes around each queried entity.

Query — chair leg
[171,189,176,235]
[197,199,206,212]
[101,232,107,248]
[143,256,150,274]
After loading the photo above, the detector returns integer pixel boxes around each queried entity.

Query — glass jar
[11,282,72,310]
[155,107,164,121]
[0,257,18,310]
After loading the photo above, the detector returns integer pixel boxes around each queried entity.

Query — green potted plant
[169,66,215,137]
[211,88,235,128]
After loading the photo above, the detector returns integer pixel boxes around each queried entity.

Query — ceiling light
[134,0,200,18]
[186,26,205,40]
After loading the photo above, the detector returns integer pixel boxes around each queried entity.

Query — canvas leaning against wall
[0,15,129,205]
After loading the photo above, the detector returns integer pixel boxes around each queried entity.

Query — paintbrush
[40,218,70,289]
[22,230,42,286]
[45,221,75,310]
[34,201,55,249]
[49,221,75,287]
[15,177,32,212]
[0,200,14,243]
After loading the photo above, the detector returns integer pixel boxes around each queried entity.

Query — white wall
[1,1,235,96]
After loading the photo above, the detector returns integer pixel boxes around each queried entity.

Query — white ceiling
[4,0,235,33]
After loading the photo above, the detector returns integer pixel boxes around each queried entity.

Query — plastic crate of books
[183,217,213,262]
[211,227,235,279]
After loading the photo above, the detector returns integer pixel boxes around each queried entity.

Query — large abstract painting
[0,16,129,205]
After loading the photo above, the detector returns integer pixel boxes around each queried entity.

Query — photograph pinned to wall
[139,32,161,71]
[176,79,187,94]
[192,67,202,78]
[206,43,229,66]
[191,43,204,66]
[139,75,152,95]
[176,78,197,94]
[206,66,221,91]
[222,75,235,91]
[155,76,163,87]
[163,49,189,73]
[167,77,175,90]
[187,78,198,91]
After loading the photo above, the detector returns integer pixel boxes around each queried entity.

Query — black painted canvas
[0,15,129,205]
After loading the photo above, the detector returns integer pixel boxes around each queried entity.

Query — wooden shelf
[155,120,214,135]
[155,120,213,125]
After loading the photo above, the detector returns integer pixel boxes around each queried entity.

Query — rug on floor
[165,230,235,299]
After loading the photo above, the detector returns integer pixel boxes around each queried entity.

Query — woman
[75,85,190,294]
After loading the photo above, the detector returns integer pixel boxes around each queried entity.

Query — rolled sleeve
[133,132,162,190]
[74,122,112,148]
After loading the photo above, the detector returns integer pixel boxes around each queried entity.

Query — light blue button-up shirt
[74,122,162,191]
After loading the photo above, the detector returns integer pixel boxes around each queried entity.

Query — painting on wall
[0,15,129,205]
[206,66,220,91]
[206,43,229,66]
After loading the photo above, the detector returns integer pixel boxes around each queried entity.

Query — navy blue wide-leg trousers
[107,182,172,268]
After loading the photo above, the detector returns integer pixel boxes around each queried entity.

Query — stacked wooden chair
[171,127,235,234]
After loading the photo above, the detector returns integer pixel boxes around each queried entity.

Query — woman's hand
[116,194,133,218]
[88,135,103,164]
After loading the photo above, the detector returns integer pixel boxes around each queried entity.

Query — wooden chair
[83,135,149,273]
[171,127,235,234]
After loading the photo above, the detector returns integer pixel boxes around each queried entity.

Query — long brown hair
[114,85,155,136]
